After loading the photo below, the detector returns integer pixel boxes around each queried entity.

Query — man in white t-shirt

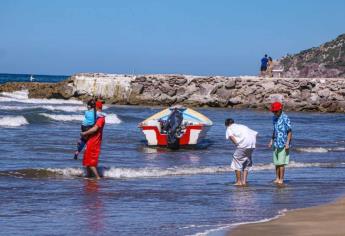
[225,118,258,186]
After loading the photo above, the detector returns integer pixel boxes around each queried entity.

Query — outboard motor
[163,108,183,149]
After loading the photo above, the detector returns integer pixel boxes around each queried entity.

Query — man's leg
[89,166,101,179]
[274,166,279,183]
[242,149,253,186]
[85,167,91,177]
[278,165,285,184]
[74,138,86,159]
[234,170,242,186]
[242,170,248,186]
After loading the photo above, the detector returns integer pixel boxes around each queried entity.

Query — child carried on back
[74,99,97,159]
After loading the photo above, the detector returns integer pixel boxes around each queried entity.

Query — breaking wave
[1,90,28,99]
[0,115,29,127]
[295,147,329,153]
[40,113,84,122]
[295,147,345,153]
[0,90,82,105]
[40,113,122,124]
[0,104,87,112]
[3,161,338,179]
[106,114,122,124]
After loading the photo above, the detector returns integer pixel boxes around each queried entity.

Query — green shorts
[273,148,289,166]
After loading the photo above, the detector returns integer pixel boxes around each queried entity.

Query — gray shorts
[231,148,254,171]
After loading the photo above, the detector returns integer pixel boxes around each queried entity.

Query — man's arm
[285,130,292,150]
[285,117,292,150]
[81,125,99,137]
[268,130,275,148]
[229,136,238,147]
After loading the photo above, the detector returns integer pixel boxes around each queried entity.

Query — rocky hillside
[278,33,345,78]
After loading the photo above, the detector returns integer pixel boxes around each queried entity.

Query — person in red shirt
[81,100,106,179]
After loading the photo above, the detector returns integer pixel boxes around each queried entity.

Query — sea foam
[47,161,333,179]
[106,114,122,124]
[40,112,122,123]
[0,115,29,127]
[0,90,29,99]
[295,147,329,153]
[295,147,345,153]
[188,211,286,236]
[0,104,87,112]
[40,113,84,122]
[47,167,84,177]
[0,90,82,105]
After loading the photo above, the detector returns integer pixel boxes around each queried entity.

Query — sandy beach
[229,197,345,236]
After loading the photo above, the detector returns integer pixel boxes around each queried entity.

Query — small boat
[139,106,213,149]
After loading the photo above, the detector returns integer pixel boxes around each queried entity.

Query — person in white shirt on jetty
[225,118,258,186]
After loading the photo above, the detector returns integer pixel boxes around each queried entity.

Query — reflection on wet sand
[83,179,104,233]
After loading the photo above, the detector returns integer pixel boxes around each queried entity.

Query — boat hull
[141,124,210,146]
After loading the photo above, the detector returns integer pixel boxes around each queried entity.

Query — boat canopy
[141,107,213,126]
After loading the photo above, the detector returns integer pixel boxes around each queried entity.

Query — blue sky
[0,0,344,76]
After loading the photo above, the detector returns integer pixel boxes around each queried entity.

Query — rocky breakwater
[69,73,345,112]
[1,73,345,112]
[0,79,75,99]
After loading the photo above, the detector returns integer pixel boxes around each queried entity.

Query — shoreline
[228,196,345,236]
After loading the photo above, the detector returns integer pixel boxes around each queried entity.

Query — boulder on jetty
[0,79,75,99]
[2,73,345,113]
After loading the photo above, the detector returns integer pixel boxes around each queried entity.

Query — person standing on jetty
[81,100,106,179]
[268,102,292,185]
[267,56,274,77]
[260,54,269,77]
[225,118,258,186]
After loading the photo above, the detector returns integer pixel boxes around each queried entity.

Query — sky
[0,0,344,76]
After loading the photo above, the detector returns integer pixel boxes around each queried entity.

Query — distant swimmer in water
[74,99,97,160]
[225,118,258,186]
[29,75,35,81]
[80,101,106,179]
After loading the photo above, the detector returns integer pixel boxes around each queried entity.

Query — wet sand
[229,197,345,236]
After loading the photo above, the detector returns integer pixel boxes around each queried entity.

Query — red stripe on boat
[141,125,203,146]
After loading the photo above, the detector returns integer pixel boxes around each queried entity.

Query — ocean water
[1,75,345,236]
[0,73,68,84]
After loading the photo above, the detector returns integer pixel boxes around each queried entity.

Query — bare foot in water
[273,179,279,184]
[234,182,242,186]
[277,180,284,185]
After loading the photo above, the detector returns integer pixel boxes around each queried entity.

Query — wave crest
[0,90,82,104]
[295,147,329,153]
[48,161,336,179]
[295,147,345,153]
[106,114,122,124]
[40,113,84,121]
[1,90,29,99]
[0,105,87,112]
[0,115,29,127]
[2,162,338,179]
[40,113,122,124]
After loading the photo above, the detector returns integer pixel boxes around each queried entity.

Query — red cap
[95,101,103,109]
[270,102,282,112]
